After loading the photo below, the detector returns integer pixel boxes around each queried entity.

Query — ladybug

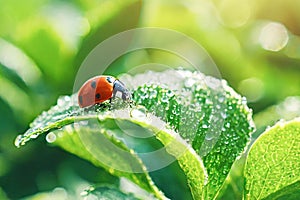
[78,75,130,108]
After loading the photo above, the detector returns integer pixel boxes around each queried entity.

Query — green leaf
[244,118,300,200]
[263,181,300,200]
[124,69,255,199]
[14,98,164,199]
[15,93,206,199]
[53,118,164,199]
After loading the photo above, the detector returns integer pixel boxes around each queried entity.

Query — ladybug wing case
[78,76,113,108]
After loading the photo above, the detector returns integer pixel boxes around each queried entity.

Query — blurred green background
[0,0,299,199]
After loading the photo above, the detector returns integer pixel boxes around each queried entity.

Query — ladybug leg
[112,87,117,99]
[121,92,128,100]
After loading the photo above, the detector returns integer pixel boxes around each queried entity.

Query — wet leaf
[16,69,254,200]
[244,118,300,200]
[15,95,165,199]
[125,69,255,199]
[15,93,206,199]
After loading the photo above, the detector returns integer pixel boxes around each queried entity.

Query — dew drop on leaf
[57,95,71,106]
[161,95,168,103]
[202,124,209,129]
[46,132,57,143]
[204,132,215,141]
[184,78,196,88]
[29,133,39,139]
[14,135,23,148]
[130,106,147,120]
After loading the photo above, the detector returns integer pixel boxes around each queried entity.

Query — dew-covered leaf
[16,69,254,200]
[15,96,207,199]
[15,91,206,199]
[15,96,165,199]
[244,118,300,200]
[122,69,255,199]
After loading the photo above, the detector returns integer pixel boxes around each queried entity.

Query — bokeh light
[259,22,289,51]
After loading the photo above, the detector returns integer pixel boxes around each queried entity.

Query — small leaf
[244,118,300,200]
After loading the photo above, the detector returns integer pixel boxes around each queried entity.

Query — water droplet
[206,98,213,105]
[80,190,88,197]
[225,122,230,128]
[241,97,247,104]
[14,135,23,148]
[205,132,215,140]
[30,133,39,139]
[184,78,196,88]
[221,112,227,119]
[46,132,57,143]
[161,95,168,103]
[149,89,157,98]
[130,106,147,119]
[57,96,71,107]
[166,90,174,97]
[218,96,225,103]
[202,124,209,129]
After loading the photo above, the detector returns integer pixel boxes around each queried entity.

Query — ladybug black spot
[91,80,97,89]
[95,93,101,99]
[79,95,83,104]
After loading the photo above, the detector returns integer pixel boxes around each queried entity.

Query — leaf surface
[244,118,300,200]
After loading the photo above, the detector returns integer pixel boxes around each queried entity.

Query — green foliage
[1,0,300,199]
[129,70,255,199]
[244,118,300,200]
[16,69,254,199]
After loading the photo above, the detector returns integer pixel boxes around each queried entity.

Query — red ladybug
[78,75,130,108]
